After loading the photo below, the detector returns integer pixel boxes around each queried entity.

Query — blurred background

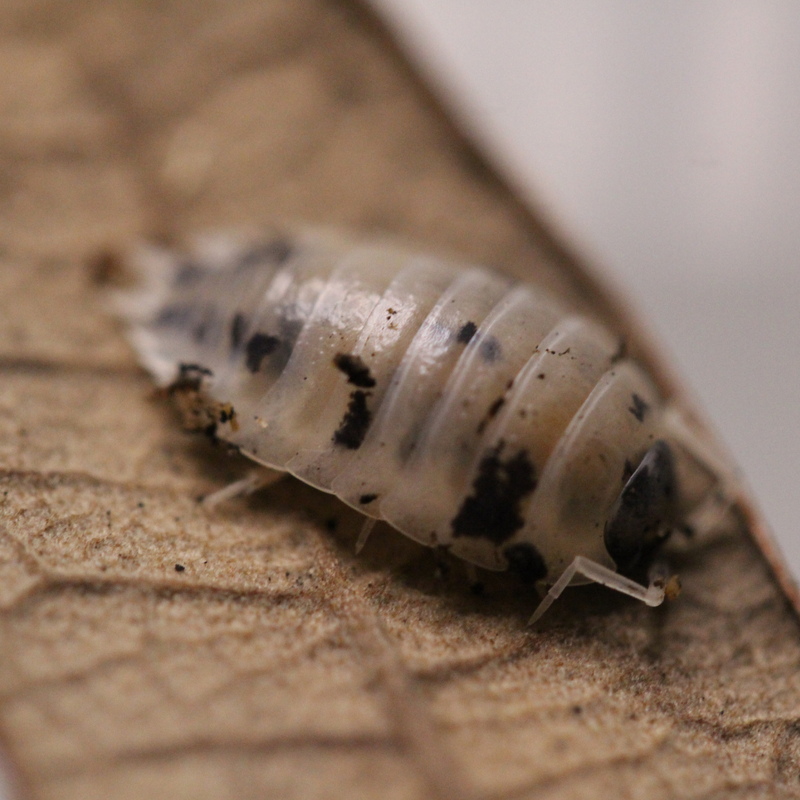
[372,0,800,578]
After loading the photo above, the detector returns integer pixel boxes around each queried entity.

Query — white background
[371,0,800,578]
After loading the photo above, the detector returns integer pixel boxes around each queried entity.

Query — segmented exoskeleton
[115,227,729,621]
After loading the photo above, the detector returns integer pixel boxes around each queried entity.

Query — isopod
[114,226,733,621]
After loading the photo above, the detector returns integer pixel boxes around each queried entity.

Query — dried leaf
[0,2,798,799]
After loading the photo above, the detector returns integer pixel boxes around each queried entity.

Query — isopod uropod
[115,226,732,621]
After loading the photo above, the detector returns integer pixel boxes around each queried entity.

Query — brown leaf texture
[0,2,799,799]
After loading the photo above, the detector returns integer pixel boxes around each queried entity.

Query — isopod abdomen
[116,226,727,619]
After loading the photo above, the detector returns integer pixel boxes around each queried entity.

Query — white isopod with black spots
[115,226,731,621]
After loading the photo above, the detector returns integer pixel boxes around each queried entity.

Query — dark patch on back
[628,393,649,423]
[451,441,537,545]
[179,363,213,377]
[487,395,505,419]
[245,332,281,373]
[604,440,677,572]
[479,335,502,362]
[476,396,506,435]
[174,363,213,390]
[456,321,478,344]
[230,312,247,351]
[503,542,547,585]
[333,353,376,388]
[359,493,378,505]
[333,390,371,449]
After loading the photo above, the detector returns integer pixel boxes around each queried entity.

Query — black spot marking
[230,313,247,351]
[325,517,339,532]
[479,335,502,362]
[476,396,506,435]
[333,390,371,449]
[629,393,649,423]
[604,440,677,572]
[179,363,213,377]
[503,542,547,585]
[456,321,478,344]
[359,493,378,505]
[245,333,281,373]
[174,363,213,390]
[537,373,546,380]
[333,353,376,388]
[487,396,505,418]
[174,564,185,572]
[451,442,537,545]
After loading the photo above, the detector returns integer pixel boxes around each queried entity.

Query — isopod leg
[201,468,285,509]
[355,517,377,554]
[528,556,666,625]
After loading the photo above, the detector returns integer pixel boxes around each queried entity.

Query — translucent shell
[116,227,723,590]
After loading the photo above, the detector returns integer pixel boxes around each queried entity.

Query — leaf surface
[0,2,798,799]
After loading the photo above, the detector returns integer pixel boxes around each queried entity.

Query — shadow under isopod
[196,441,693,634]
